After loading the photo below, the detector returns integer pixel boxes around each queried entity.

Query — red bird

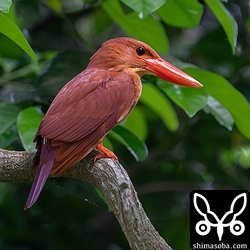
[25,37,202,209]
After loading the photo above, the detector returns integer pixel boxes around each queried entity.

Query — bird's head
[88,37,202,88]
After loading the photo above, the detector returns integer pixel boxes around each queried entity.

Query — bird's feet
[95,143,118,162]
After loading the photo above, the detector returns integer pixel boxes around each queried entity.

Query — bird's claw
[95,143,119,162]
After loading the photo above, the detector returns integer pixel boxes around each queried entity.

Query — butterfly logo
[193,193,247,241]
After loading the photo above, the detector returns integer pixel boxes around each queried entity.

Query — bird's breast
[115,70,142,123]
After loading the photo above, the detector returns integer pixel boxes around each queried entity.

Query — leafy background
[0,0,250,249]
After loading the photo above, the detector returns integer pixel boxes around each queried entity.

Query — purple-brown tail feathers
[25,139,58,209]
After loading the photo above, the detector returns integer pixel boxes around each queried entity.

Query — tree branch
[0,148,172,250]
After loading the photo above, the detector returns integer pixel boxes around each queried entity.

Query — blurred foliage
[0,0,250,249]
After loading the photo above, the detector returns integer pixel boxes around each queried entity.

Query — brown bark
[0,148,172,250]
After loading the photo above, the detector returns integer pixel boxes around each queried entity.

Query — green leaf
[95,189,111,211]
[103,136,114,152]
[102,0,169,53]
[121,0,166,18]
[0,12,37,61]
[238,146,250,169]
[109,125,148,162]
[46,0,62,12]
[0,0,12,13]
[0,103,21,135]
[0,124,19,148]
[204,96,234,131]
[60,0,83,12]
[123,106,148,140]
[157,79,207,117]
[17,106,44,151]
[157,0,203,28]
[140,83,178,132]
[204,0,238,54]
[186,68,250,139]
[0,63,41,86]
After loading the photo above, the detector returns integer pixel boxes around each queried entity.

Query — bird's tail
[25,140,58,209]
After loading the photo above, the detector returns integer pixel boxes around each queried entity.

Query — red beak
[144,58,203,88]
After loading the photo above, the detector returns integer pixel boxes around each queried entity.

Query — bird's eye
[136,47,145,56]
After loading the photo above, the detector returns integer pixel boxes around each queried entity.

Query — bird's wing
[37,68,140,142]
